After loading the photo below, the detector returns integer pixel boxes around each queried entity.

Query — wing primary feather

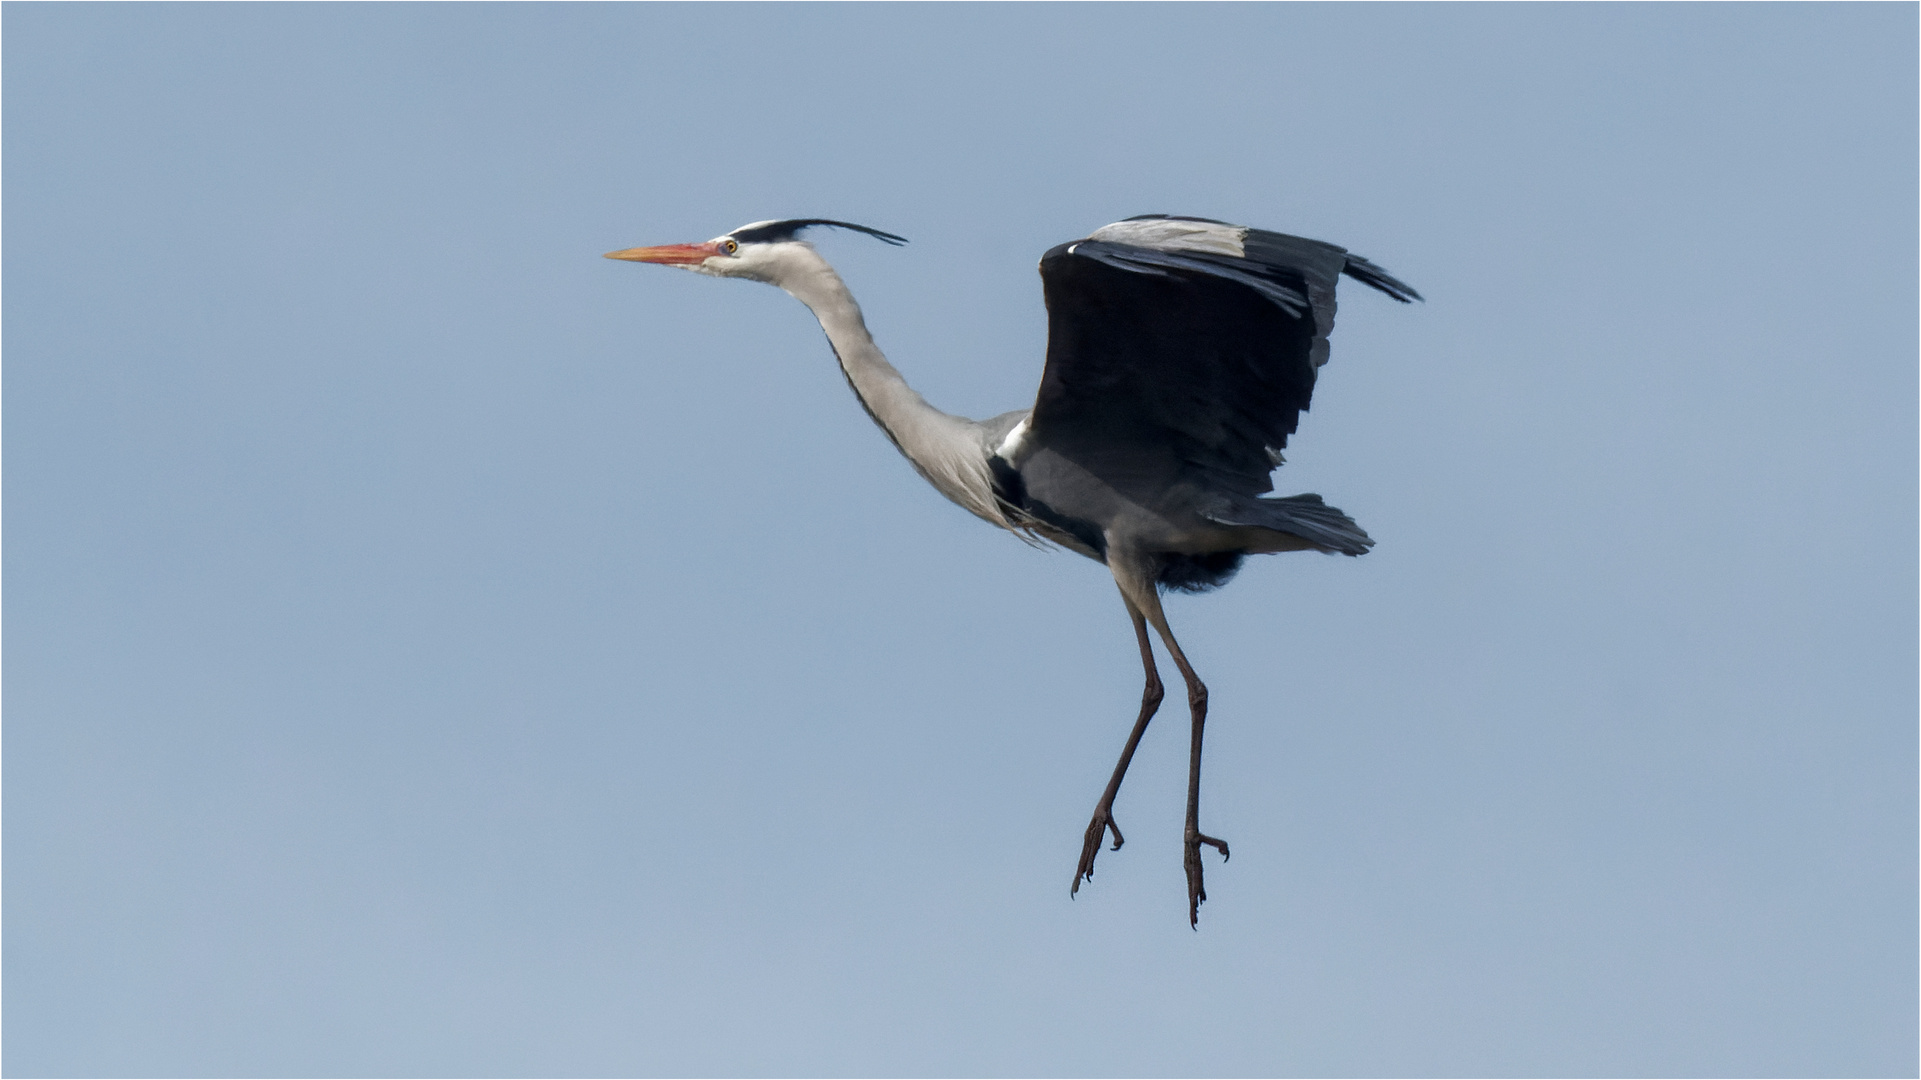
[1340,254,1422,302]
[1026,221,1418,503]
[1070,241,1310,317]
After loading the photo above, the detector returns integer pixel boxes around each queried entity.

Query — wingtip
[1341,254,1423,303]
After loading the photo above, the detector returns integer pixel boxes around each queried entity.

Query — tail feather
[1202,493,1374,556]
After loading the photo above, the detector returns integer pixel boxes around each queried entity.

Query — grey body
[606,215,1419,925]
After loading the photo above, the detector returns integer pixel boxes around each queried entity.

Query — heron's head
[604,218,907,284]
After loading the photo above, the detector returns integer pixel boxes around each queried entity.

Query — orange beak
[603,241,721,265]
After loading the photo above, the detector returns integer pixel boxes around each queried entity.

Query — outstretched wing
[1024,215,1418,498]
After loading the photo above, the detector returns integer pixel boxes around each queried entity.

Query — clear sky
[6,5,1915,1077]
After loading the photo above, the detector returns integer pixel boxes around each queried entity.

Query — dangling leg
[1072,591,1164,896]
[1109,557,1229,926]
[1155,602,1230,927]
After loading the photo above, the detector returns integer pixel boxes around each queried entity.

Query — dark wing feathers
[1124,214,1423,305]
[1339,251,1423,303]
[1028,221,1415,498]
[1034,241,1317,497]
[1068,240,1313,318]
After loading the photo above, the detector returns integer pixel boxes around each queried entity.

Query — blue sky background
[6,5,1915,1077]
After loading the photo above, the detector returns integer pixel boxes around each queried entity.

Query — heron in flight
[607,215,1419,926]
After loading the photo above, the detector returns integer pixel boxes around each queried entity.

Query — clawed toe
[1184,831,1230,926]
[1072,808,1124,896]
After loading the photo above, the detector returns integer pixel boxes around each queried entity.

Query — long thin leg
[1072,592,1164,896]
[1126,575,1230,927]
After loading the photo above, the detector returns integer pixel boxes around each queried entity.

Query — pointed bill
[604,242,721,264]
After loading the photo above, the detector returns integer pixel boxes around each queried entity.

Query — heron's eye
[720,238,740,256]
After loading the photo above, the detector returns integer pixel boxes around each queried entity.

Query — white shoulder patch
[1088,218,1248,258]
[994,417,1032,462]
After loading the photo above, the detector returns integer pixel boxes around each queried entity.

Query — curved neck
[778,258,947,446]
[773,249,1005,525]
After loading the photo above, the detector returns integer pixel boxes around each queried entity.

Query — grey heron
[607,215,1419,926]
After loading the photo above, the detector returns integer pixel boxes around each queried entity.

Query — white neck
[768,246,1007,527]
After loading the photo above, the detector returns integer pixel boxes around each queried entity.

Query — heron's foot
[1071,805,1125,896]
[1183,830,1230,927]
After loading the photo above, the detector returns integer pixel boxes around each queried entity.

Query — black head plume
[728,218,909,247]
